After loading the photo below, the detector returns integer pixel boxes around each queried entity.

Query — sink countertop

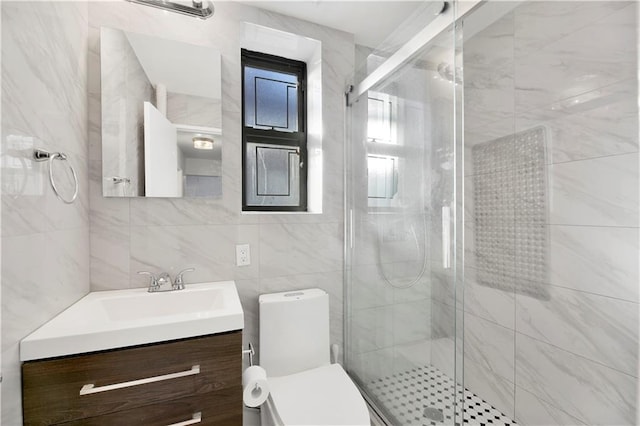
[20,281,244,361]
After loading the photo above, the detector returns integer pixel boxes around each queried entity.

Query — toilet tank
[259,288,330,377]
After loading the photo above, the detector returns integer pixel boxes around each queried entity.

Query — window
[367,92,395,144]
[242,49,307,211]
[367,91,399,209]
[367,155,398,199]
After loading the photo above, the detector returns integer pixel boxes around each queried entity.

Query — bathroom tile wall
[463,2,638,424]
[461,9,517,418]
[1,2,90,424]
[101,26,153,197]
[166,93,222,129]
[88,5,353,424]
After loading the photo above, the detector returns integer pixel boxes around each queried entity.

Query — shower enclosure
[345,2,466,424]
[345,1,639,425]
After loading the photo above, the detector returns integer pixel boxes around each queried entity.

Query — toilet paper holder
[242,342,255,366]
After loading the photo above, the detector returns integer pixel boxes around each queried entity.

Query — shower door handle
[442,206,451,269]
[349,209,354,249]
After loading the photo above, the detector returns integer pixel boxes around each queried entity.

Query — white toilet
[259,288,370,426]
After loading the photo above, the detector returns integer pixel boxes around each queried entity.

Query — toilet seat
[265,363,370,426]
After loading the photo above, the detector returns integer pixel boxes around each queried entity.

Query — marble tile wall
[1,2,90,424]
[463,2,639,425]
[88,4,353,423]
[166,92,222,129]
[101,26,152,197]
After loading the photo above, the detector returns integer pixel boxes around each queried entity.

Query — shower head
[126,0,214,20]
[437,62,462,85]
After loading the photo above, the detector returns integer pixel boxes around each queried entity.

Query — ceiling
[236,1,427,47]
[125,30,222,100]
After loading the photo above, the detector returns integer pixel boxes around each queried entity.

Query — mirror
[100,27,222,198]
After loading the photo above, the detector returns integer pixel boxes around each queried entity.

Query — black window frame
[241,49,308,212]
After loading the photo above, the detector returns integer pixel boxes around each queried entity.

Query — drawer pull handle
[79,365,200,395]
[167,412,202,426]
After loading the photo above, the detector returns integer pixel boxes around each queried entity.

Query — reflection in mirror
[366,91,400,210]
[100,27,222,198]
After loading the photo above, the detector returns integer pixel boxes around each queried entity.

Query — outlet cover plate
[236,244,251,266]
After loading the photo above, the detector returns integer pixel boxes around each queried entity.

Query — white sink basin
[101,287,226,322]
[20,281,244,361]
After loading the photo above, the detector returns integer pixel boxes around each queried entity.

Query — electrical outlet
[236,244,251,266]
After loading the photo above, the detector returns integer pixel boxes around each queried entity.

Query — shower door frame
[343,1,481,424]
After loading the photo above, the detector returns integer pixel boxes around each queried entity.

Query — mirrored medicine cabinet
[100,27,222,198]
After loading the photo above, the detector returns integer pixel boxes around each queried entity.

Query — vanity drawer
[23,331,242,425]
[62,388,242,426]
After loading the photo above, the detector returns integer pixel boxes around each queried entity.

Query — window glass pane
[257,146,291,196]
[367,92,393,143]
[245,142,300,206]
[368,155,397,199]
[256,78,289,128]
[287,85,298,131]
[244,66,298,131]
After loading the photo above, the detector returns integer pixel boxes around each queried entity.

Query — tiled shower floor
[368,364,517,426]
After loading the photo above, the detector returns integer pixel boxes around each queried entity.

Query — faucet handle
[174,268,195,289]
[138,271,158,290]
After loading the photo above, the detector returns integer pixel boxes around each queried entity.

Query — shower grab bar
[33,149,79,204]
[79,365,200,395]
[346,0,481,105]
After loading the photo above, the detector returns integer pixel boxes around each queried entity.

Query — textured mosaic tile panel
[471,126,549,300]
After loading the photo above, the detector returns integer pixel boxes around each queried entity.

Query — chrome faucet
[137,268,195,292]
[174,268,195,290]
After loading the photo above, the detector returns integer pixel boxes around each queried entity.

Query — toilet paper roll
[242,365,270,407]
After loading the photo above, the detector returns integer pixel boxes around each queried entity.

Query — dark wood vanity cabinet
[22,331,243,426]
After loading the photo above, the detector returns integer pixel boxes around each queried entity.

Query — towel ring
[33,149,79,204]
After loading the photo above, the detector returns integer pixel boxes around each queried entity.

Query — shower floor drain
[423,407,445,422]
[368,364,517,426]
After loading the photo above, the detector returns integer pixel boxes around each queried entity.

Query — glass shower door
[345,14,462,426]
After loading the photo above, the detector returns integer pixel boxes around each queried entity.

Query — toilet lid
[267,363,370,426]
